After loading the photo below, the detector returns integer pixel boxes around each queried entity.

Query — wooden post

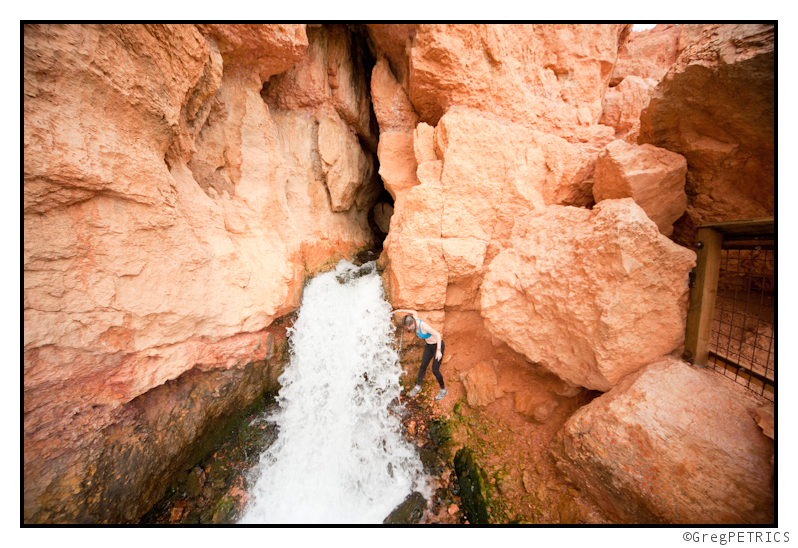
[684,228,723,367]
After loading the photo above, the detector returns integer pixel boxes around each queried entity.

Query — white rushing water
[239,260,425,524]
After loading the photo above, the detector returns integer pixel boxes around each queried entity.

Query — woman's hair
[402,315,415,328]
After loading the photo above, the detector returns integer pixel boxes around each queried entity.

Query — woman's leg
[431,341,445,389]
[416,343,435,386]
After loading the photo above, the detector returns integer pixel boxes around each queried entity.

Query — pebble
[448,503,459,515]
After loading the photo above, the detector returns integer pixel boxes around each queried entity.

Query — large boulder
[435,108,591,240]
[550,356,774,524]
[593,139,687,236]
[480,199,696,391]
[639,24,774,246]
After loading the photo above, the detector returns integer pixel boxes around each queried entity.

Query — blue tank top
[416,319,432,339]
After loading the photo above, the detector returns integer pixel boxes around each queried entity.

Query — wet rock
[557,495,581,524]
[454,448,490,524]
[170,499,187,522]
[383,492,428,524]
[419,449,445,476]
[185,467,206,498]
[427,417,452,447]
[212,498,235,524]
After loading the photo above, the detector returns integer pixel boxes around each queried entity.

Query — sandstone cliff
[24,23,380,523]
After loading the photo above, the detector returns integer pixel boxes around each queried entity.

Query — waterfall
[239,260,425,524]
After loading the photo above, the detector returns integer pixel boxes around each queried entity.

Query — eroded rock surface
[25,23,775,525]
[407,24,622,141]
[551,357,774,524]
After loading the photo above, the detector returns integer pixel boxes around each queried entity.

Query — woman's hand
[436,349,442,361]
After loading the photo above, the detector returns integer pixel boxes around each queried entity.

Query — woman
[393,309,447,401]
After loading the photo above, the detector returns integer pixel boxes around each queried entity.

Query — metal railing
[707,247,775,401]
[683,218,775,401]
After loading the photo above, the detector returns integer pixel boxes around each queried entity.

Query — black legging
[417,341,445,389]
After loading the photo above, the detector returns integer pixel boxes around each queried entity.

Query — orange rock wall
[24,23,379,522]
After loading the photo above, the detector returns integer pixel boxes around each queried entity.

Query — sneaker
[408,385,421,397]
[434,388,448,401]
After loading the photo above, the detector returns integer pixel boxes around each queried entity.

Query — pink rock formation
[480,199,696,391]
[406,24,622,142]
[381,107,594,316]
[260,25,377,150]
[196,24,308,82]
[375,24,628,327]
[610,24,682,86]
[639,24,774,246]
[366,24,415,89]
[551,356,774,523]
[24,23,378,523]
[371,56,419,133]
[373,202,393,233]
[593,139,688,236]
[25,23,775,525]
